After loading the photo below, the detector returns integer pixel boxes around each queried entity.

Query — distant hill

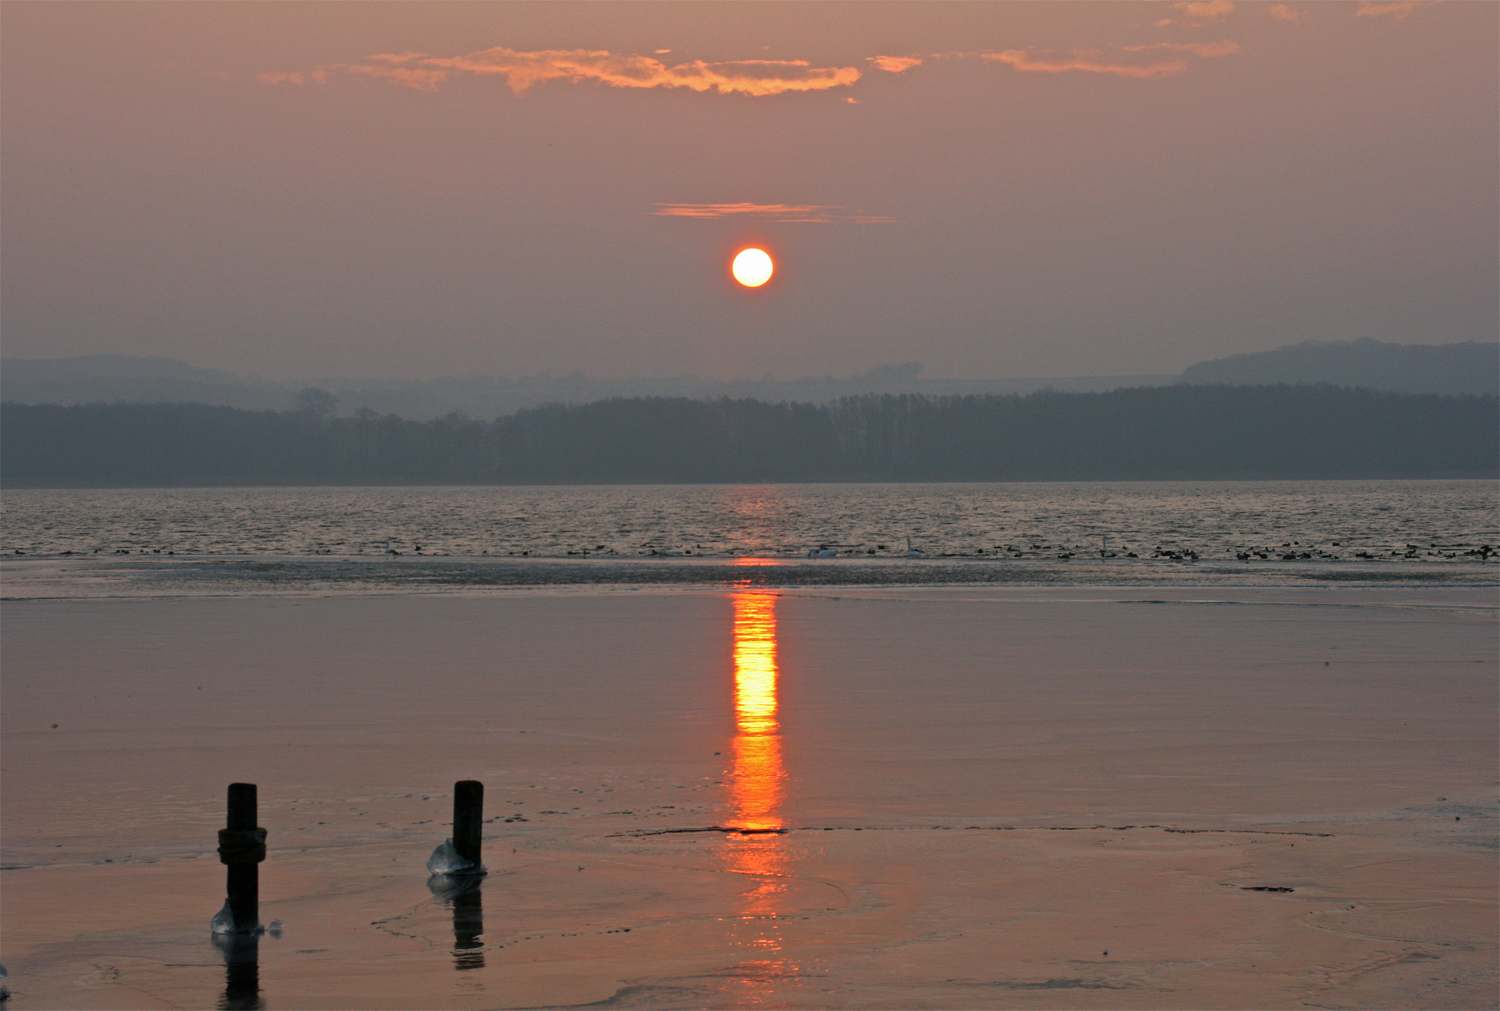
[0,355,293,410]
[0,355,1172,419]
[1177,339,1498,395]
[4,338,1493,419]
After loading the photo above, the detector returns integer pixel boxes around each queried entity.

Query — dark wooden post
[453,780,483,869]
[219,783,267,933]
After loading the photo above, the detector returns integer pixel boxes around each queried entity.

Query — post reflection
[428,874,485,971]
[212,933,264,1011]
[724,589,791,996]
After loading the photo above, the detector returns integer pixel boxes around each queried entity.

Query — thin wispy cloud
[259,34,1243,100]
[980,33,1239,79]
[256,70,330,86]
[1156,0,1236,27]
[652,203,897,224]
[1177,0,1236,19]
[312,48,863,96]
[1355,1,1432,21]
[341,61,448,91]
[1120,40,1240,57]
[1268,4,1309,23]
[983,49,1190,79]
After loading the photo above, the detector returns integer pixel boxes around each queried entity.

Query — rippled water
[3,481,1495,564]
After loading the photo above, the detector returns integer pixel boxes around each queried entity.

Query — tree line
[2,385,1495,487]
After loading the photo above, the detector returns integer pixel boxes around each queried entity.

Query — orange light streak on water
[726,590,789,918]
[730,732,785,833]
[732,593,780,740]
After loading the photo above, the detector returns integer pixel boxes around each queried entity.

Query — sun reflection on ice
[723,589,795,998]
[729,590,786,836]
[732,593,780,738]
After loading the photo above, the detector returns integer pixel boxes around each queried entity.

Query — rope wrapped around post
[217,827,268,865]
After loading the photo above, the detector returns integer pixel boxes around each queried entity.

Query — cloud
[1355,1,1431,20]
[651,203,896,223]
[653,203,834,220]
[333,48,861,96]
[1120,40,1239,57]
[263,39,1236,98]
[341,63,449,91]
[985,38,1239,79]
[1155,1,1235,27]
[1175,1,1235,20]
[1268,4,1308,22]
[256,70,330,86]
[983,49,1190,79]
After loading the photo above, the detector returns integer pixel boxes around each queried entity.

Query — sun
[732,247,774,288]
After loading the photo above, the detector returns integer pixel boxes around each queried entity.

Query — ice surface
[4,586,1495,1009]
[209,900,263,936]
[426,840,485,877]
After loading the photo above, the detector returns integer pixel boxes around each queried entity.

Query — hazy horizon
[1,350,1177,386]
[3,1,1495,382]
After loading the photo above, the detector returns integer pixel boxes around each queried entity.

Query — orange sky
[2,1,1494,380]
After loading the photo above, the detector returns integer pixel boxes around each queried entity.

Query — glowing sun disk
[732,248,774,287]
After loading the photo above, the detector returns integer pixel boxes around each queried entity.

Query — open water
[2,481,1495,593]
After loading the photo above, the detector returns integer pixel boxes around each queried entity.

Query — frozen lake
[2,586,1495,1008]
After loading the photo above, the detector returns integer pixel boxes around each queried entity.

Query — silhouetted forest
[2,386,1495,486]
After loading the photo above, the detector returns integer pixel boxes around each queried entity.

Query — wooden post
[219,783,267,933]
[453,780,483,869]
[227,782,256,832]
